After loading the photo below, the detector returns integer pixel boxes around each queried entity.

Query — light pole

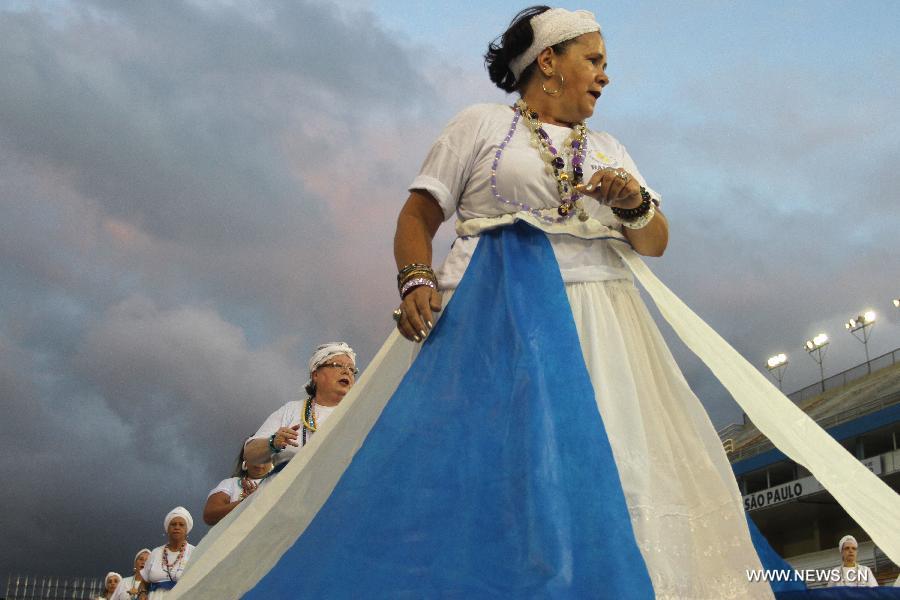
[765,353,789,390]
[804,333,829,393]
[845,310,876,374]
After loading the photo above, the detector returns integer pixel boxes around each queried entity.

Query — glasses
[319,362,359,376]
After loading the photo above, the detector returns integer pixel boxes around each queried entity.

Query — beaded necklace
[489,100,589,223]
[162,542,187,581]
[300,397,317,446]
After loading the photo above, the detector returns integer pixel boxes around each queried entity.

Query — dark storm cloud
[0,0,440,581]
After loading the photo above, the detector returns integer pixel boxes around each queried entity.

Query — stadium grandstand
[721,347,900,588]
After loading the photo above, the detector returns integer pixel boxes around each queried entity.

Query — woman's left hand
[575,168,642,209]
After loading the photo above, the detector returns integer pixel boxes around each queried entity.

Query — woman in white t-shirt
[243,342,357,470]
[139,507,195,597]
[387,6,762,599]
[110,549,150,600]
[203,444,274,526]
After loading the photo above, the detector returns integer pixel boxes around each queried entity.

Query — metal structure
[4,574,103,600]
[804,333,829,393]
[765,353,789,390]
[845,310,876,374]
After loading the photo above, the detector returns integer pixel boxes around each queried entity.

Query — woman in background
[203,444,274,525]
[139,507,195,597]
[110,548,150,600]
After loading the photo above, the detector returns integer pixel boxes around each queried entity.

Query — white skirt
[564,279,768,599]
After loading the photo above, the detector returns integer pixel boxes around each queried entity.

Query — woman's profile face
[549,32,609,123]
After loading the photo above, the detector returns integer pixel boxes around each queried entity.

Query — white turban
[105,572,121,586]
[164,506,193,534]
[510,8,602,81]
[306,342,357,385]
[839,535,858,552]
[134,548,151,564]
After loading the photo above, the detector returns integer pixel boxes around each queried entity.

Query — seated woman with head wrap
[203,444,274,525]
[96,572,121,599]
[139,507,195,597]
[110,549,150,600]
[243,342,357,470]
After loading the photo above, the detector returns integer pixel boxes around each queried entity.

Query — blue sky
[1,0,898,582]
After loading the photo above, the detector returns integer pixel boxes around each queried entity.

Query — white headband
[839,535,857,552]
[134,548,151,564]
[164,506,193,535]
[509,8,601,81]
[307,342,356,376]
[306,342,357,390]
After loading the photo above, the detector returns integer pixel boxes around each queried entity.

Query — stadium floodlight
[845,309,876,374]
[804,333,829,393]
[765,353,789,390]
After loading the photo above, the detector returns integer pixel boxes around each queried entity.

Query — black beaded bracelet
[611,187,653,220]
[268,433,282,454]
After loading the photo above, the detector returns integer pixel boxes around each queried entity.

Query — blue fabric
[746,515,807,593]
[245,223,653,598]
[149,580,176,591]
[778,589,900,599]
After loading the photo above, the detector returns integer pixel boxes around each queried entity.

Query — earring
[241,460,247,471]
[542,72,564,96]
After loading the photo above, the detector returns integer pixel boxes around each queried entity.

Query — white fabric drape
[616,244,900,563]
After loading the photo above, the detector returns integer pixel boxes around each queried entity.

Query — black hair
[231,442,248,478]
[305,380,316,397]
[484,6,577,93]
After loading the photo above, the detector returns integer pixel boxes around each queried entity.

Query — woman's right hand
[274,425,300,448]
[396,286,442,343]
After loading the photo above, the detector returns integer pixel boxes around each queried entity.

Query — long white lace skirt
[564,279,769,599]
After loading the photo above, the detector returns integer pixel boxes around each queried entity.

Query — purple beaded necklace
[489,102,589,223]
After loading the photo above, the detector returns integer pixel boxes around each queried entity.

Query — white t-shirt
[827,564,878,587]
[409,103,662,289]
[140,543,196,585]
[110,575,140,600]
[247,400,337,465]
[207,476,268,502]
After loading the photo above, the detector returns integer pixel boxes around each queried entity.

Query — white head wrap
[134,547,151,564]
[509,8,601,81]
[105,572,121,586]
[306,341,357,387]
[164,506,193,535]
[839,535,858,552]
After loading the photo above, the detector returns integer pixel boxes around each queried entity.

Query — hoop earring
[542,72,564,96]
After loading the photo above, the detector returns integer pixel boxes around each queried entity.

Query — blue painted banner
[244,223,654,598]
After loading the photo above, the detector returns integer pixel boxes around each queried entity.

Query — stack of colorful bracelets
[397,263,438,298]
[611,186,658,230]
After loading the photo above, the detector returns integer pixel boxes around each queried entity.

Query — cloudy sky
[1,0,898,583]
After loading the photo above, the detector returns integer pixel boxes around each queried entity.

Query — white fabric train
[169,216,900,599]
